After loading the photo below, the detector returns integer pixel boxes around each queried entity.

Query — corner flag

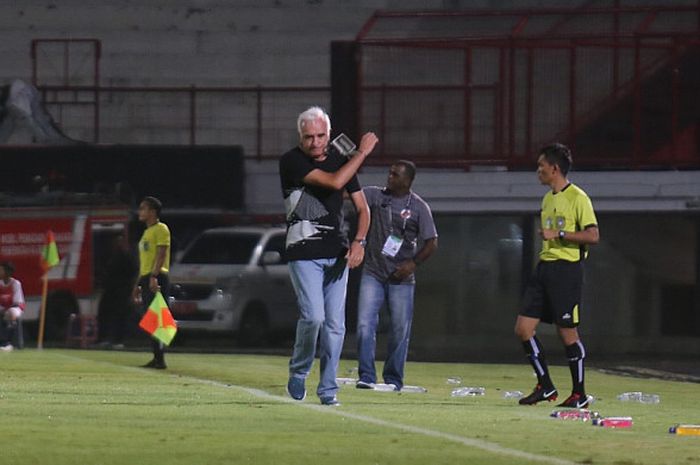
[37,229,61,349]
[40,230,60,272]
[139,291,178,346]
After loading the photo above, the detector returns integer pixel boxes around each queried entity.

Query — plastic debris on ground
[451,387,486,397]
[400,385,427,393]
[373,383,399,392]
[592,416,633,428]
[669,424,700,436]
[616,391,660,404]
[550,408,600,422]
[335,377,357,385]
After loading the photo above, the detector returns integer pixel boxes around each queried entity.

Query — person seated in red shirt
[0,261,25,351]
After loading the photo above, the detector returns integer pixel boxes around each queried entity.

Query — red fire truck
[0,196,130,339]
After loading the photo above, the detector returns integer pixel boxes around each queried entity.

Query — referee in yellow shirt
[514,143,599,408]
[135,196,172,369]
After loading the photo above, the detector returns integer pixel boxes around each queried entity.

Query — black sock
[152,340,165,363]
[565,340,586,395]
[522,336,553,389]
[5,323,15,346]
[0,320,9,345]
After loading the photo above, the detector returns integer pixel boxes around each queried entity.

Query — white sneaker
[0,344,14,352]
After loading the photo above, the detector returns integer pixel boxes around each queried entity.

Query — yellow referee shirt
[540,183,597,262]
[138,222,171,276]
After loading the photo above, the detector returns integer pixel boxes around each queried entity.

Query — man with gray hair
[279,106,378,406]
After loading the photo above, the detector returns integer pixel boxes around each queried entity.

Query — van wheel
[238,305,269,347]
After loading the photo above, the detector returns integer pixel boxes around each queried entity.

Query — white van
[168,226,297,346]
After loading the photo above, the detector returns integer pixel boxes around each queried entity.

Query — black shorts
[520,260,584,328]
[137,274,170,315]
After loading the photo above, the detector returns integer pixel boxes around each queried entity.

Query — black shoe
[141,359,167,369]
[557,392,589,408]
[518,384,558,405]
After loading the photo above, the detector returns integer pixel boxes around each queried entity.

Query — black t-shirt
[279,146,361,261]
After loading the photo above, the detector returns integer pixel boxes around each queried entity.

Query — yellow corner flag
[40,230,60,272]
[139,291,178,346]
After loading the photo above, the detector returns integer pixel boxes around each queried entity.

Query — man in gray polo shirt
[355,160,438,391]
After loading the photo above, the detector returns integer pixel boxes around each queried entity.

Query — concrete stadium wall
[2,0,567,87]
[247,160,700,214]
[1,0,658,146]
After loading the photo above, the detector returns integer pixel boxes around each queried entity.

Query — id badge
[382,234,404,257]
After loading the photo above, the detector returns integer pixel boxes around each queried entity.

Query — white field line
[181,376,577,465]
[57,353,576,465]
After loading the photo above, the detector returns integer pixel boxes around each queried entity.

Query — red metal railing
[29,5,700,168]
[354,4,700,168]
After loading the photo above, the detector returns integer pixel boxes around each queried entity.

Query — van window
[180,232,261,264]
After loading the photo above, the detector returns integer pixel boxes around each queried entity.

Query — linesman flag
[139,291,178,346]
[40,230,60,272]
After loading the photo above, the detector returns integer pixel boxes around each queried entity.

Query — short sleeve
[345,173,361,194]
[280,150,315,188]
[417,201,438,241]
[575,195,598,229]
[12,280,25,306]
[154,223,171,247]
[362,186,381,207]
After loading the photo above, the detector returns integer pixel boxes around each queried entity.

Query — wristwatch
[558,230,566,239]
[354,238,367,248]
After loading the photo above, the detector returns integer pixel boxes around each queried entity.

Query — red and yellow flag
[40,230,60,272]
[139,291,177,346]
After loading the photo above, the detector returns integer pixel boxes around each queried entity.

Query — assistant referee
[134,196,172,369]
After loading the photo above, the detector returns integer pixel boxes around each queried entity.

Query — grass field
[1,349,699,465]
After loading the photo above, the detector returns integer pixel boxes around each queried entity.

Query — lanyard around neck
[387,191,413,236]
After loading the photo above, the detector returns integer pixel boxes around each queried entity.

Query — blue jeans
[356,272,415,389]
[288,257,348,398]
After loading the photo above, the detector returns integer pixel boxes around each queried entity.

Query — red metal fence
[354,3,700,168]
[29,4,700,169]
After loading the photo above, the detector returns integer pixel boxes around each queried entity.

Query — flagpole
[38,229,60,350]
[37,273,49,350]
